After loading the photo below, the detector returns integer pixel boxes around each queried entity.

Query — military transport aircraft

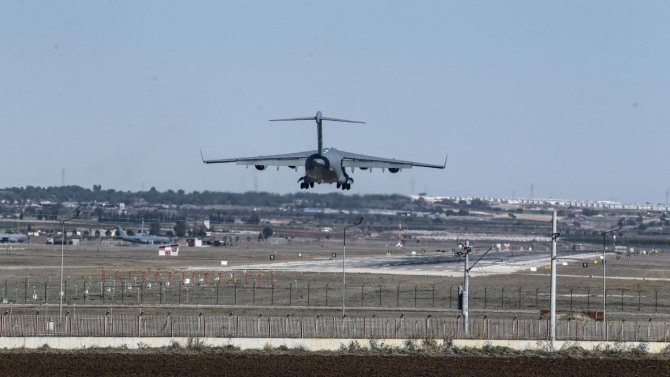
[0,233,29,243]
[201,111,447,190]
[115,225,170,245]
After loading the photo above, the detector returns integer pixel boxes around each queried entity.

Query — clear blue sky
[1,1,669,203]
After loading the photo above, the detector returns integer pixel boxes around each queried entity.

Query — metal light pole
[549,211,560,343]
[60,208,80,322]
[601,221,623,341]
[342,216,364,318]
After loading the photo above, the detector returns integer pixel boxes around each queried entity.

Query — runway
[197,250,603,277]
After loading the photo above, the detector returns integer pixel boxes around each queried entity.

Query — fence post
[397,285,400,307]
[656,290,659,312]
[104,313,107,337]
[587,289,590,311]
[501,287,505,309]
[518,287,522,310]
[361,285,364,307]
[121,280,125,304]
[325,284,328,306]
[449,286,452,308]
[379,285,383,307]
[64,280,67,305]
[570,289,573,311]
[178,282,181,305]
[102,281,105,304]
[432,285,435,308]
[414,285,417,307]
[44,281,48,305]
[638,290,641,311]
[253,283,256,305]
[270,283,273,306]
[307,283,311,306]
[484,287,488,309]
[25,279,28,304]
[535,287,539,309]
[621,289,625,311]
[289,282,293,306]
[140,282,144,304]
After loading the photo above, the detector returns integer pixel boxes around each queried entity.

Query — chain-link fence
[3,278,670,314]
[1,314,668,342]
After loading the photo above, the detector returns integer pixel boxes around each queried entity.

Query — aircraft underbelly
[306,166,338,183]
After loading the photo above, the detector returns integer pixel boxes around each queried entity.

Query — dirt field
[0,351,669,376]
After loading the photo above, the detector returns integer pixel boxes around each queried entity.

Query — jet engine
[254,165,267,171]
[388,168,400,173]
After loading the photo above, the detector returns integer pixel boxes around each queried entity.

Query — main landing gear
[298,177,314,189]
[337,178,353,191]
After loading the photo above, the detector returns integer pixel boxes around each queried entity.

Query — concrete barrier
[0,337,668,353]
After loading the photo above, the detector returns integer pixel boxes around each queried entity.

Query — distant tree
[618,218,627,227]
[508,213,516,219]
[173,221,187,238]
[149,221,161,235]
[573,221,581,228]
[27,224,32,232]
[516,208,524,214]
[166,230,175,237]
[261,227,274,239]
[196,225,207,237]
[458,209,469,216]
[582,208,599,217]
[105,229,112,237]
[246,236,251,243]
[235,235,240,244]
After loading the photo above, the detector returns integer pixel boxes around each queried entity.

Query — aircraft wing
[339,150,447,170]
[201,150,316,167]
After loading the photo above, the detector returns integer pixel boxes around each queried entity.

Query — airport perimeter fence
[1,314,670,343]
[3,279,670,314]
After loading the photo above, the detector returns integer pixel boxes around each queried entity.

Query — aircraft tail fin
[116,226,127,237]
[270,111,365,155]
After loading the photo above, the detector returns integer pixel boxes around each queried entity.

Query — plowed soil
[1,352,669,377]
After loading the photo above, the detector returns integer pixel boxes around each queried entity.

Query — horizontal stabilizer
[269,117,315,122]
[320,117,365,124]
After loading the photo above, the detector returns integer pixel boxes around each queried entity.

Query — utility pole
[550,211,559,343]
[455,241,494,337]
[463,242,469,336]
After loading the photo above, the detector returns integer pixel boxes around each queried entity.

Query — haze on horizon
[1,1,669,204]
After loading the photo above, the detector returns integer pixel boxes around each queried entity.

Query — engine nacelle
[288,166,296,169]
[255,165,267,171]
[388,168,400,173]
[359,167,368,170]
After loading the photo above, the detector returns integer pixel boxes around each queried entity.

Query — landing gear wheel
[310,182,314,188]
